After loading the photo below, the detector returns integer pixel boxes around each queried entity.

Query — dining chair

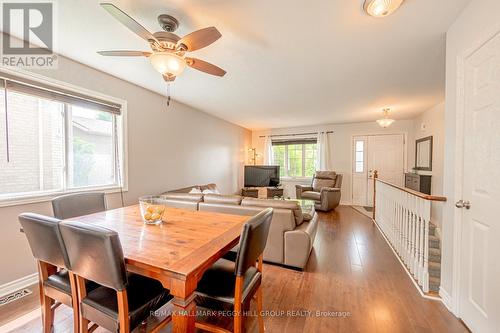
[18,213,97,333]
[195,208,273,333]
[59,220,173,333]
[52,192,106,220]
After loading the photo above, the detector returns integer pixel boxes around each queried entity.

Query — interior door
[352,136,368,206]
[459,31,500,333]
[366,134,404,206]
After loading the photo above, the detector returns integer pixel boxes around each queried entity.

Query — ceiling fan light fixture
[150,52,186,76]
[376,108,395,128]
[364,0,404,18]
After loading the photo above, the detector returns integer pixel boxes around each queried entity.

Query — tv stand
[241,187,284,199]
[241,187,259,198]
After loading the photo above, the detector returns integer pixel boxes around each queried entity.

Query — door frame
[350,132,408,206]
[450,23,500,318]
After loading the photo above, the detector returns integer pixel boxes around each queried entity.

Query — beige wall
[0,55,251,286]
[412,102,445,228]
[441,0,500,312]
[252,120,416,204]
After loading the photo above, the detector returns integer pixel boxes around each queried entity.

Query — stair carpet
[428,223,441,293]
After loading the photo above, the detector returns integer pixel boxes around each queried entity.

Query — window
[354,140,364,173]
[0,73,124,202]
[272,140,317,178]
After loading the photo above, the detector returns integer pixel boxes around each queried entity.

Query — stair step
[429,262,441,278]
[429,247,441,262]
[429,276,441,293]
[429,223,437,236]
[429,235,440,249]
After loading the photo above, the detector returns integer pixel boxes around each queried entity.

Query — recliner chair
[296,171,343,212]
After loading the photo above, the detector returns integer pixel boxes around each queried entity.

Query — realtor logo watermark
[1,2,57,68]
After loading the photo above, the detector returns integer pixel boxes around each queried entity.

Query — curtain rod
[259,131,333,138]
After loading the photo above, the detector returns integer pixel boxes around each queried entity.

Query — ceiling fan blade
[97,50,152,57]
[163,74,176,82]
[100,3,158,44]
[177,27,222,52]
[186,57,226,77]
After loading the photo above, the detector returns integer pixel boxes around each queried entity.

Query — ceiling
[15,0,471,130]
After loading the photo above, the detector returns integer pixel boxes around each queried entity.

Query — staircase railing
[372,171,446,293]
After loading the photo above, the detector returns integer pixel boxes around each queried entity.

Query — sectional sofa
[159,185,318,269]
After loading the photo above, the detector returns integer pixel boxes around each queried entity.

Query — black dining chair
[59,220,172,333]
[194,208,273,333]
[18,213,98,333]
[52,192,106,220]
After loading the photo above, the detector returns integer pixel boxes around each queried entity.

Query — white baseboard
[439,287,456,315]
[0,273,38,298]
[340,200,352,206]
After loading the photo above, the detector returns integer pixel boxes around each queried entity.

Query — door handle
[455,200,471,210]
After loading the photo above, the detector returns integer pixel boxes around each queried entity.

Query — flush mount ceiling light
[376,108,395,128]
[363,0,404,18]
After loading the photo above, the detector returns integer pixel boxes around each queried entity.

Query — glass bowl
[139,196,166,225]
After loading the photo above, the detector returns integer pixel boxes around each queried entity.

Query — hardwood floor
[2,206,468,333]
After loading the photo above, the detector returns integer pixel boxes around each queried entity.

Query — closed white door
[352,134,404,206]
[459,30,500,333]
[367,134,404,206]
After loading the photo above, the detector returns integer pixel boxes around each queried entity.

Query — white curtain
[263,136,274,165]
[316,132,333,170]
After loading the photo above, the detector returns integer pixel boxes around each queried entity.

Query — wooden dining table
[65,205,250,333]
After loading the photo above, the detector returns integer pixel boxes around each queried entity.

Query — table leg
[170,279,197,333]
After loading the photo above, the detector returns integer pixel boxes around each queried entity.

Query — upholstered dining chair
[52,192,106,220]
[18,213,98,333]
[194,208,273,333]
[59,220,172,333]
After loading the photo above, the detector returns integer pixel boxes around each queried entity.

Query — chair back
[59,220,128,291]
[234,208,273,276]
[312,171,338,192]
[52,192,106,220]
[18,213,70,269]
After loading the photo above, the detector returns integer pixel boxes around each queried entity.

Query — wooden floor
[2,206,468,333]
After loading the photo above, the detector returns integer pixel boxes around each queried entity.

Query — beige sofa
[159,187,318,269]
[296,171,343,211]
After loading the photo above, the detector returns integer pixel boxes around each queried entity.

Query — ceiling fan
[97,3,226,83]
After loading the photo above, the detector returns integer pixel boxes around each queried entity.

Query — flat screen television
[244,165,280,187]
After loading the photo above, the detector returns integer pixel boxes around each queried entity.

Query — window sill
[0,185,128,208]
[280,177,313,182]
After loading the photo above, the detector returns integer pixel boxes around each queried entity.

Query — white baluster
[372,179,436,295]
[422,200,431,293]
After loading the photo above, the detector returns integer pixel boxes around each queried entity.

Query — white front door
[458,30,500,333]
[352,134,404,207]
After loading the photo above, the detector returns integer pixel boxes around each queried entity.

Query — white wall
[0,55,251,286]
[252,120,416,204]
[413,102,445,228]
[441,0,500,312]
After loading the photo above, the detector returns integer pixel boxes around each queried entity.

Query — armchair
[296,171,343,211]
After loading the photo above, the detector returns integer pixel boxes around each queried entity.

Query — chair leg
[41,293,54,333]
[234,303,243,333]
[256,286,264,333]
[38,261,55,333]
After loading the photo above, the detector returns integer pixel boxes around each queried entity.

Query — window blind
[272,138,317,146]
[0,71,121,114]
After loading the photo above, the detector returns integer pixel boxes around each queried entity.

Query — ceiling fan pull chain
[166,83,171,107]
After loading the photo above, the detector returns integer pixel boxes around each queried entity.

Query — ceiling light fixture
[376,108,395,128]
[149,52,187,77]
[363,0,404,18]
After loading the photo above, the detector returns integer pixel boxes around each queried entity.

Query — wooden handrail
[375,178,447,202]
